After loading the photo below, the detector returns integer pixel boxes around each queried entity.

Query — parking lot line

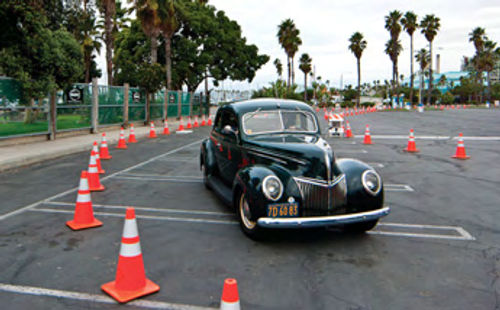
[44,201,234,217]
[337,149,368,154]
[28,207,475,241]
[384,184,415,192]
[0,283,216,310]
[353,135,450,140]
[115,176,204,183]
[0,139,204,222]
[31,208,239,225]
[452,136,500,141]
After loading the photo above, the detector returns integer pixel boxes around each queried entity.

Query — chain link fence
[0,77,209,139]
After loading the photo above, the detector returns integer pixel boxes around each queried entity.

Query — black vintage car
[200,99,390,238]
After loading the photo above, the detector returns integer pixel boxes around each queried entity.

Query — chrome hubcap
[239,194,256,229]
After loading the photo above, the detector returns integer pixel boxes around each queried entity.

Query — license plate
[267,203,299,218]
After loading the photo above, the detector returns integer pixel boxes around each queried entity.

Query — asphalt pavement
[0,108,499,310]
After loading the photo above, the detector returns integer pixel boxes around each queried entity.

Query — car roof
[221,98,315,115]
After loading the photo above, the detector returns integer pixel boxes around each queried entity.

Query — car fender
[335,158,384,212]
[200,138,217,176]
[232,165,301,220]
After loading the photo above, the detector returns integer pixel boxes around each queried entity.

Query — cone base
[101,278,160,303]
[363,142,372,145]
[66,219,103,231]
[98,169,106,174]
[128,138,137,143]
[162,131,170,135]
[89,185,106,192]
[148,134,157,139]
[452,155,470,160]
[101,155,112,160]
[116,145,128,149]
[404,148,420,153]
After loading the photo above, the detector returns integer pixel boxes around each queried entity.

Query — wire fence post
[189,91,193,116]
[163,88,168,120]
[177,90,181,119]
[123,83,129,127]
[91,78,99,133]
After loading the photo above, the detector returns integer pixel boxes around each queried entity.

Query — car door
[213,110,240,185]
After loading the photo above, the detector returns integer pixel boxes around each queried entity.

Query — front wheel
[238,191,265,240]
[201,163,211,190]
[343,219,379,233]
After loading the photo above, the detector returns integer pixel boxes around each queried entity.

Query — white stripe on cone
[77,193,91,203]
[122,219,139,238]
[120,242,142,257]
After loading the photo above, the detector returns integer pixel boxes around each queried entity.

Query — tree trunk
[84,50,91,83]
[165,35,172,90]
[479,74,484,104]
[409,34,414,103]
[151,34,158,64]
[395,61,400,104]
[24,98,35,124]
[427,42,433,105]
[291,57,295,85]
[357,57,361,107]
[145,91,151,124]
[304,72,308,101]
[487,71,491,102]
[104,0,115,85]
[287,56,291,89]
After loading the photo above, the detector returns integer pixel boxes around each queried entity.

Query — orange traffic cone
[201,114,206,126]
[162,119,170,135]
[404,129,419,153]
[193,115,199,128]
[452,133,470,159]
[220,278,240,310]
[88,151,105,191]
[66,171,102,230]
[128,124,137,143]
[116,128,128,149]
[345,121,353,138]
[92,142,105,174]
[101,208,160,303]
[207,114,213,126]
[363,125,373,145]
[186,116,193,129]
[148,122,157,138]
[324,111,329,120]
[100,133,112,160]
[177,117,185,131]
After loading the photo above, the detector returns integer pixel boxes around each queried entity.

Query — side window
[214,111,223,132]
[220,111,238,140]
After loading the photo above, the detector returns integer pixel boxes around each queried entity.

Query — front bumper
[257,206,390,228]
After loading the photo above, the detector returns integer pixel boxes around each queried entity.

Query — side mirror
[222,125,237,135]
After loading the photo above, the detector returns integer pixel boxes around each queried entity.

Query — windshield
[242,110,317,135]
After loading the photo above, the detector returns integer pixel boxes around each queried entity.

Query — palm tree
[277,19,301,88]
[482,40,499,102]
[82,13,102,83]
[384,10,403,98]
[290,35,302,85]
[415,48,430,104]
[299,53,312,101]
[401,11,418,103]
[469,27,487,102]
[97,0,116,85]
[273,58,283,80]
[348,32,367,107]
[385,38,403,99]
[420,14,441,104]
[158,0,179,90]
[130,0,162,63]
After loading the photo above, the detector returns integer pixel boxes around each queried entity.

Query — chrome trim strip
[293,174,345,188]
[247,150,287,165]
[257,206,390,228]
[244,147,307,165]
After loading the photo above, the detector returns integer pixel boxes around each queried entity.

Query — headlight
[262,175,283,201]
[362,170,382,195]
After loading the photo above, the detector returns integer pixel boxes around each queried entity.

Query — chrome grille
[293,174,347,215]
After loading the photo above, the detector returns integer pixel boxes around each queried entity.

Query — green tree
[481,40,499,102]
[385,10,403,96]
[131,0,161,63]
[97,0,116,85]
[298,53,312,101]
[348,32,367,107]
[420,14,441,104]
[401,11,418,103]
[277,19,301,88]
[468,27,487,102]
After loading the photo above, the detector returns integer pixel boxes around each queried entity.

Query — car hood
[244,134,339,180]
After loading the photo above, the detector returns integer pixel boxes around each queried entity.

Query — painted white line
[452,136,500,141]
[115,176,204,183]
[44,201,234,217]
[120,173,202,179]
[337,149,368,154]
[384,184,415,192]
[367,230,474,241]
[375,222,475,241]
[354,135,450,140]
[0,139,204,222]
[0,283,215,310]
[30,208,239,225]
[367,163,385,168]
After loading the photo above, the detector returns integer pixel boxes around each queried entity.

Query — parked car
[200,99,389,239]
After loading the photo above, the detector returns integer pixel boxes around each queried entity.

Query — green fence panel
[166,91,178,118]
[57,84,91,130]
[181,92,191,116]
[192,93,201,115]
[129,87,146,122]
[150,91,164,120]
[98,85,125,125]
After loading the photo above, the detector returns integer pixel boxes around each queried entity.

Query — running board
[207,175,233,207]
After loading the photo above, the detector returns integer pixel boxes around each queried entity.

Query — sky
[98,0,500,91]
